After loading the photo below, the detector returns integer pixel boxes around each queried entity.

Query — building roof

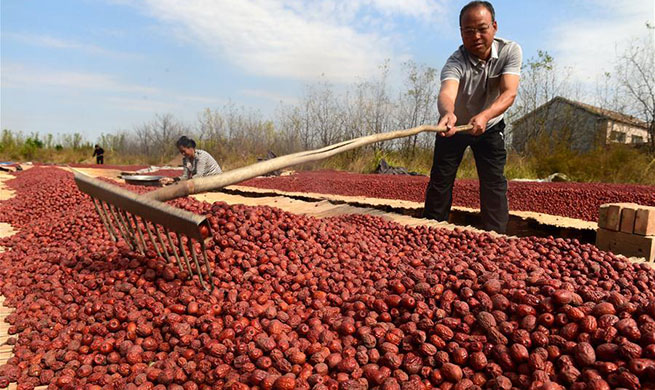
[512,96,649,129]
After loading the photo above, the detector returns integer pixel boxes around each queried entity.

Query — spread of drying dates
[0,167,654,390]
[241,171,655,222]
[65,163,150,171]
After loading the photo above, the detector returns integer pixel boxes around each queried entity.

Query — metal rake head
[74,172,215,291]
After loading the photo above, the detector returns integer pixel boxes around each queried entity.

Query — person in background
[423,1,521,234]
[160,136,222,185]
[93,145,104,165]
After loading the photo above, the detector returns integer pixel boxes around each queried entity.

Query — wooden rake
[74,124,472,290]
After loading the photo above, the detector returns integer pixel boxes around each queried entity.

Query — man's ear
[492,20,498,32]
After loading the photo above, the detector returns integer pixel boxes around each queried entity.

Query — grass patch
[2,128,653,184]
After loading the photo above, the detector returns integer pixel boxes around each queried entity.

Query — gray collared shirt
[441,37,522,128]
[181,149,222,180]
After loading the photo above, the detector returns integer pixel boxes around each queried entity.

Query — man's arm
[437,80,460,137]
[469,74,519,135]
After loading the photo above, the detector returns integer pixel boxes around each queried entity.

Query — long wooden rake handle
[145,124,473,202]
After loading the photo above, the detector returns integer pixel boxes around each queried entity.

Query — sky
[1,0,654,142]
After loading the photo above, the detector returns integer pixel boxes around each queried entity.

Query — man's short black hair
[176,136,196,149]
[459,1,495,25]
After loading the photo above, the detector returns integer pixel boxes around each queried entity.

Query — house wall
[511,101,649,152]
[605,121,650,144]
[511,101,602,152]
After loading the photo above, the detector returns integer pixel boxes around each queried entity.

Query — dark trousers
[424,120,508,233]
[96,156,104,164]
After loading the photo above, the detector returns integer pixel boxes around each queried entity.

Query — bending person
[160,136,222,185]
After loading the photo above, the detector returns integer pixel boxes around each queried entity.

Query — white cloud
[365,0,447,21]
[240,88,298,104]
[1,63,225,112]
[106,94,226,113]
[105,97,181,112]
[2,32,140,59]
[136,0,448,83]
[548,0,654,84]
[1,63,158,94]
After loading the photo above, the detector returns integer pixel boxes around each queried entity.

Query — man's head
[459,1,497,60]
[95,144,99,148]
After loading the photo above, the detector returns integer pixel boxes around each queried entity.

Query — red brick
[620,207,637,234]
[600,203,634,231]
[634,206,655,236]
[598,204,610,229]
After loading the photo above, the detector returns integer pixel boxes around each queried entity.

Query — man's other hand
[438,113,458,137]
[469,113,490,136]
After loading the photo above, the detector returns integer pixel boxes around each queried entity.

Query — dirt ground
[0,172,18,252]
[0,172,16,202]
[0,171,21,389]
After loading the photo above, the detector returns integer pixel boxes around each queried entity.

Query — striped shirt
[441,37,522,129]
[180,149,222,180]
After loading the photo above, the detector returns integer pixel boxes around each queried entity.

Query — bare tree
[307,81,345,147]
[614,37,655,152]
[197,108,225,144]
[341,62,394,158]
[594,72,628,113]
[508,51,578,145]
[99,132,128,153]
[276,105,306,153]
[396,60,440,156]
[132,113,189,161]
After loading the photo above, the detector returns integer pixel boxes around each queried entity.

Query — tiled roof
[513,96,649,129]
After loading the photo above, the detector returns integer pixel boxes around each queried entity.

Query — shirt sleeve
[440,52,464,82]
[502,42,522,76]
[180,158,189,180]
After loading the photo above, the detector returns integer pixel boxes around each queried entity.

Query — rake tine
[116,209,145,254]
[98,200,121,243]
[106,204,134,251]
[91,197,116,242]
[175,232,196,278]
[130,214,150,255]
[200,241,215,290]
[143,220,164,260]
[153,224,174,265]
[119,210,146,255]
[164,228,186,272]
[119,209,144,254]
[187,239,208,290]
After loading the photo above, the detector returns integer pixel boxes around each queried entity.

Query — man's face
[460,6,497,59]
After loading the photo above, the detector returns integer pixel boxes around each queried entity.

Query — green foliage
[524,128,655,184]
[1,127,653,185]
[20,136,44,160]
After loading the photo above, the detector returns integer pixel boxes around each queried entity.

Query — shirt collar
[465,39,499,67]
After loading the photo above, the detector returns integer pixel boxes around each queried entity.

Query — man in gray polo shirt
[424,1,521,233]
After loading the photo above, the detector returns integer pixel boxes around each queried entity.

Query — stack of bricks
[596,203,655,262]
